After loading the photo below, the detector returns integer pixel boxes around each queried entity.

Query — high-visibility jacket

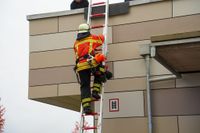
[74,34,104,72]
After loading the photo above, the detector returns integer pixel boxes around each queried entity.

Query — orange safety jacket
[74,34,105,72]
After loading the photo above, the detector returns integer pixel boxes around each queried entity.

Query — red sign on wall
[109,98,119,112]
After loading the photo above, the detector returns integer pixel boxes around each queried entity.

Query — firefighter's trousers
[78,68,102,108]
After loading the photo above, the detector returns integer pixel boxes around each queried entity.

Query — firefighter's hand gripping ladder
[79,0,109,133]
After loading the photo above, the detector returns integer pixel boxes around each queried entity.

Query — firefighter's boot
[92,90,101,100]
[83,106,92,114]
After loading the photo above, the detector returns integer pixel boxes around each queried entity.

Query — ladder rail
[80,0,109,133]
[97,85,104,133]
[103,0,109,56]
[87,0,92,24]
[98,1,109,132]
[80,105,84,133]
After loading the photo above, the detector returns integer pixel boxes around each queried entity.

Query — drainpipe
[139,44,153,133]
[140,44,179,133]
[145,54,153,133]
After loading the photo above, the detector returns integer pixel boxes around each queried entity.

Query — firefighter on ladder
[74,23,112,114]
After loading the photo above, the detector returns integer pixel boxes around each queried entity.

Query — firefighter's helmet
[78,23,90,33]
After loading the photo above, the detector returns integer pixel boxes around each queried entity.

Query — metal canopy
[150,37,200,77]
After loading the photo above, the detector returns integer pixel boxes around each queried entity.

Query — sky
[0,0,122,133]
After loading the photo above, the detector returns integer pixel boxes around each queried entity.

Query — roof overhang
[150,31,200,77]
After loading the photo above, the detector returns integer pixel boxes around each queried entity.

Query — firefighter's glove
[105,70,113,80]
[99,74,107,83]
[94,53,106,63]
[95,70,107,83]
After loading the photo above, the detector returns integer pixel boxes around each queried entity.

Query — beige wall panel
[29,66,76,86]
[30,31,76,52]
[173,0,200,17]
[179,115,200,133]
[150,59,171,75]
[114,59,146,78]
[151,79,175,89]
[30,49,75,69]
[176,73,200,88]
[58,83,80,96]
[152,87,200,116]
[109,0,172,26]
[114,59,171,79]
[107,40,150,61]
[59,14,85,32]
[30,28,112,52]
[29,85,57,99]
[105,77,146,92]
[113,14,200,43]
[30,18,58,35]
[95,91,144,118]
[153,116,178,133]
[103,117,147,133]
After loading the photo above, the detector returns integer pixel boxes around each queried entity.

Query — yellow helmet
[78,23,90,33]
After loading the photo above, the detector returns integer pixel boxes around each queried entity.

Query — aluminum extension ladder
[79,0,109,133]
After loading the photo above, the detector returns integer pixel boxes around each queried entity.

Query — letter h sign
[109,98,119,112]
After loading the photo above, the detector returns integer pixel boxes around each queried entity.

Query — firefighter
[73,23,112,114]
[70,0,89,10]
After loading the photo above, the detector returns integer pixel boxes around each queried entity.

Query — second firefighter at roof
[73,23,112,114]
[70,0,89,10]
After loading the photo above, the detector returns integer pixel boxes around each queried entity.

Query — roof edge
[27,0,164,21]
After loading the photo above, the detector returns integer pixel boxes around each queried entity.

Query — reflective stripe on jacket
[74,34,104,72]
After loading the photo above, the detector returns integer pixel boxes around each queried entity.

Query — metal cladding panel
[105,77,146,92]
[30,17,58,35]
[58,83,80,96]
[107,40,150,61]
[95,91,144,118]
[179,115,200,133]
[173,0,200,17]
[59,14,85,32]
[30,27,112,52]
[103,116,178,133]
[30,49,75,69]
[29,66,77,86]
[114,59,171,79]
[29,85,58,99]
[103,117,147,133]
[176,73,200,88]
[150,78,175,89]
[113,14,200,43]
[153,116,178,133]
[151,87,200,116]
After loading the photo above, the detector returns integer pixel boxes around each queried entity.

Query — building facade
[27,0,200,132]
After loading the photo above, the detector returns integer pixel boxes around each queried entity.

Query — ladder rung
[82,112,99,116]
[95,48,102,51]
[91,24,104,29]
[83,126,97,130]
[92,2,105,6]
[91,13,105,18]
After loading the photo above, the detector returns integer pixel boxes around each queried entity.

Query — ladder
[79,0,109,133]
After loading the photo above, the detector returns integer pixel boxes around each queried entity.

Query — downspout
[141,45,178,133]
[145,54,153,133]
[139,44,153,133]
